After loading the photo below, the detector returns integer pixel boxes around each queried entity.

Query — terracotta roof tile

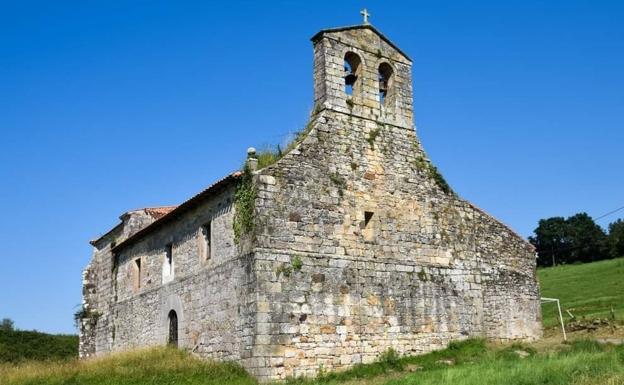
[111,171,242,252]
[143,206,177,220]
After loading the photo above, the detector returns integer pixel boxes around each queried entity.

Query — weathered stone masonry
[80,23,541,381]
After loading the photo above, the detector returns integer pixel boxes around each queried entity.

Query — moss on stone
[366,128,380,149]
[329,172,346,197]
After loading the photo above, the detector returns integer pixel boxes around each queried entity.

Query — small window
[165,244,173,275]
[344,52,362,96]
[134,258,142,289]
[362,211,376,242]
[378,63,394,105]
[201,223,211,261]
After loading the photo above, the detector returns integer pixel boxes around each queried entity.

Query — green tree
[529,213,608,266]
[608,219,624,259]
[566,213,607,263]
[1,318,14,331]
[529,217,569,267]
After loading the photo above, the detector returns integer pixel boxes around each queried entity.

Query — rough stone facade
[80,23,541,381]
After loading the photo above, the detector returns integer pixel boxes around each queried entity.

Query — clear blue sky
[1,1,622,334]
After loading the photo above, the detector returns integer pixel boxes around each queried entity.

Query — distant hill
[0,329,77,363]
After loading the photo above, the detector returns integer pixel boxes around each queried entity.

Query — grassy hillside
[1,340,623,385]
[0,329,77,363]
[538,257,624,327]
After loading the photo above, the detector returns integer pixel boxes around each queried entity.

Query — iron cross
[360,9,370,24]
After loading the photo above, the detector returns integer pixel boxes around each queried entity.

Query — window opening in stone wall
[344,52,362,96]
[134,258,141,289]
[165,243,173,276]
[201,222,211,261]
[168,310,178,347]
[364,211,374,228]
[378,62,394,105]
[363,211,376,242]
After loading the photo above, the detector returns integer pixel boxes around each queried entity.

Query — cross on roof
[360,8,370,24]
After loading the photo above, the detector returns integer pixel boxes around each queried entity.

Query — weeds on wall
[276,255,304,278]
[414,156,453,195]
[366,128,381,149]
[246,121,316,171]
[292,255,303,271]
[329,172,347,197]
[233,166,257,244]
[276,263,293,277]
[73,307,102,329]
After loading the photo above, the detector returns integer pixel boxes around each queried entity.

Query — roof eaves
[89,223,123,247]
[111,171,242,253]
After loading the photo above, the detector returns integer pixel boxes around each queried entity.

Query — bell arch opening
[378,62,394,106]
[343,52,362,97]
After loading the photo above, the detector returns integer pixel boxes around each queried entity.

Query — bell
[345,73,358,86]
[379,80,388,92]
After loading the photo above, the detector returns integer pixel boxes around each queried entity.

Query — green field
[538,257,624,327]
[2,258,624,385]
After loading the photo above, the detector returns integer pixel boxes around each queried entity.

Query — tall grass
[1,340,623,385]
[0,347,256,385]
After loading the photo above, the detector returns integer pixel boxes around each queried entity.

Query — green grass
[285,339,624,385]
[0,329,78,363]
[538,257,624,327]
[2,340,623,385]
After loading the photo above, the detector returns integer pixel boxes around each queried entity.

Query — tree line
[529,213,624,267]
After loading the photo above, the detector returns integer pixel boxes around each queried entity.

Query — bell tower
[311,22,414,128]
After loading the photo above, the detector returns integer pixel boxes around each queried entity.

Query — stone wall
[246,106,541,380]
[242,26,541,380]
[81,186,257,363]
[80,209,161,358]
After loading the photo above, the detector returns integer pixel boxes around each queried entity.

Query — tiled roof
[144,206,177,220]
[111,171,242,253]
[89,206,177,246]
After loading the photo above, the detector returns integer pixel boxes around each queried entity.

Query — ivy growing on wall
[233,166,257,244]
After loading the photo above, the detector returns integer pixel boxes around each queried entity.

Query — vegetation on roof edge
[244,119,316,172]
[414,155,453,195]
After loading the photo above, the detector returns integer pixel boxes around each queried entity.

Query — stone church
[80,20,541,381]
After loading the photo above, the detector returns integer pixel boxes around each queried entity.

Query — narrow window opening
[134,258,141,289]
[165,243,173,276]
[364,211,374,228]
[378,63,394,105]
[344,52,362,96]
[201,223,212,261]
[168,310,178,347]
